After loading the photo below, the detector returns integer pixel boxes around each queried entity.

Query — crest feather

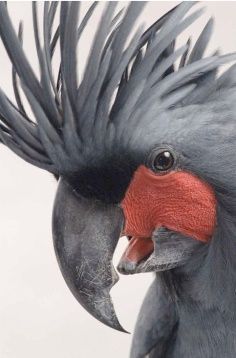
[0,2,235,175]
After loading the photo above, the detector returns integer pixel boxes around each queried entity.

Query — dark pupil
[154,151,173,171]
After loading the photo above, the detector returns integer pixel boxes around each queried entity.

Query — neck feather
[167,206,236,314]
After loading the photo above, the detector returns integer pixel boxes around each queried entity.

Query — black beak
[52,179,125,332]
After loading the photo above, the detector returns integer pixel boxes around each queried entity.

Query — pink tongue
[121,237,154,264]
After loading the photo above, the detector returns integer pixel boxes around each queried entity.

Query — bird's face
[52,110,218,331]
[0,0,235,337]
[119,157,216,274]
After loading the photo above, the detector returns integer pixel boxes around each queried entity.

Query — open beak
[117,228,203,275]
[52,179,126,332]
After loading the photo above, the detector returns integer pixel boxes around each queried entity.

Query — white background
[0,2,236,358]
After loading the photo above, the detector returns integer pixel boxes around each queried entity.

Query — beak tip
[76,287,127,333]
[90,295,128,333]
[108,320,129,334]
[108,316,130,334]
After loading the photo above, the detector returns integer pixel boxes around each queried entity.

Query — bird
[0,1,236,357]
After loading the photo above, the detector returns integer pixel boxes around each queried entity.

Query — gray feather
[188,17,214,64]
[0,1,235,182]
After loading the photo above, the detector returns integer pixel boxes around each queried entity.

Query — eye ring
[147,147,176,174]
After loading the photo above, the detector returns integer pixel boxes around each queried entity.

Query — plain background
[1,1,236,357]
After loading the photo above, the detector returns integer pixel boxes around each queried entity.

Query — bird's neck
[159,221,236,357]
[168,212,236,316]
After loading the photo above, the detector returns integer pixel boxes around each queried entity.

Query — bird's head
[1,1,236,331]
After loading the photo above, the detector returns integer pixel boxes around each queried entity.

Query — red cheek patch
[121,165,216,243]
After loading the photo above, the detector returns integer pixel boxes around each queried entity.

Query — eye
[147,147,176,173]
[154,151,174,171]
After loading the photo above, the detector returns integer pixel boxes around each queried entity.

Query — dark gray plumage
[1,2,236,358]
[0,1,235,179]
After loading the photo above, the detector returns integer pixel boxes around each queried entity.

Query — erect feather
[77,2,117,111]
[188,17,214,64]
[0,3,49,120]
[32,2,61,126]
[108,2,146,76]
[179,37,191,68]
[11,22,26,117]
[43,2,60,105]
[0,129,55,172]
[113,45,188,126]
[161,84,197,108]
[60,2,80,113]
[182,50,220,105]
[21,83,61,146]
[77,2,98,41]
[0,91,41,150]
[48,2,58,36]
[144,45,189,94]
[110,5,180,117]
[217,63,236,89]
[95,24,145,128]
[111,5,205,121]
[0,1,235,178]
[148,53,236,98]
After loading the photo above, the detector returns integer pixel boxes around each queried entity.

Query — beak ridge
[52,179,126,332]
